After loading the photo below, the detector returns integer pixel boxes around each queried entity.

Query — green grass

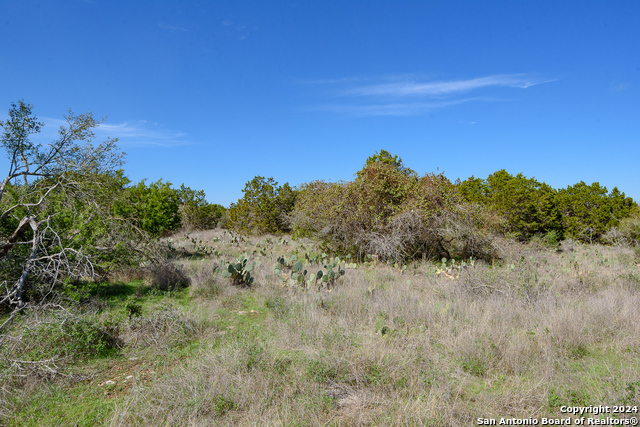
[7,382,122,427]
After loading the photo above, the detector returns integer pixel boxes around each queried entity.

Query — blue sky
[1,1,638,206]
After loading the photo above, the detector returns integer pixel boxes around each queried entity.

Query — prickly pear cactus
[222,257,255,287]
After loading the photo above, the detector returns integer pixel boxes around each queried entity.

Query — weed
[620,381,640,405]
[265,296,290,320]
[548,389,562,408]
[461,355,487,377]
[124,296,143,320]
[568,343,588,359]
[366,363,385,385]
[211,395,238,416]
[307,358,345,383]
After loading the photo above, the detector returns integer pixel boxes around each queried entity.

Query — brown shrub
[434,203,503,261]
[121,303,198,349]
[289,164,498,262]
[144,261,190,291]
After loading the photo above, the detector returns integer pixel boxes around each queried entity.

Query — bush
[227,176,296,234]
[290,160,419,258]
[459,170,564,241]
[288,180,351,245]
[556,182,635,243]
[618,206,640,245]
[0,306,120,380]
[145,261,190,291]
[113,179,182,236]
[289,152,491,261]
[434,203,502,261]
[122,303,197,349]
[177,184,227,231]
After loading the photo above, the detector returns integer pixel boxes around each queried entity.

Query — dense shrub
[177,184,227,230]
[227,176,296,234]
[458,170,563,241]
[290,158,420,258]
[459,171,637,245]
[145,261,191,291]
[289,151,501,261]
[114,179,182,235]
[605,206,640,246]
[556,182,635,243]
[113,180,224,235]
[434,203,503,261]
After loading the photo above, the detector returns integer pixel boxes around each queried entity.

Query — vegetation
[2,229,639,426]
[459,170,636,244]
[1,103,639,425]
[227,176,296,235]
[290,151,501,262]
[459,170,564,241]
[556,181,635,243]
[0,101,129,313]
[114,180,227,236]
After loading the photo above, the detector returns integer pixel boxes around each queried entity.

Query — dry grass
[4,231,636,425]
[120,303,199,349]
[104,237,640,426]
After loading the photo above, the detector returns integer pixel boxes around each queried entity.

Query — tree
[113,179,181,236]
[458,170,563,241]
[556,181,635,243]
[289,151,497,261]
[0,101,125,320]
[227,176,296,234]
[361,149,417,178]
[176,184,227,230]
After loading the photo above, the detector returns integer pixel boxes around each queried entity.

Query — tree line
[227,150,639,258]
[1,102,638,319]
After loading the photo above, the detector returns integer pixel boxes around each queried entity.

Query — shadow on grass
[90,281,144,301]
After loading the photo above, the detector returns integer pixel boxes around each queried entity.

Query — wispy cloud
[222,19,249,40]
[313,98,484,117]
[610,82,629,92]
[309,73,554,117]
[158,22,188,32]
[97,121,189,147]
[346,74,553,97]
[35,118,190,147]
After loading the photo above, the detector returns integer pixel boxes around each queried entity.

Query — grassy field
[1,229,639,426]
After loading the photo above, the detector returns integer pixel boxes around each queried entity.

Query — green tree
[113,179,181,236]
[227,176,296,234]
[459,170,563,241]
[458,176,489,205]
[289,151,480,261]
[177,184,227,230]
[556,181,635,243]
[361,149,417,178]
[0,101,127,316]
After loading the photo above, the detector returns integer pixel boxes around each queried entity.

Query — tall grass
[2,231,638,425]
[108,239,640,426]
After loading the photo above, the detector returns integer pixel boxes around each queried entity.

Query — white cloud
[222,18,249,39]
[309,73,554,117]
[313,98,483,117]
[34,118,190,147]
[346,74,553,97]
[97,121,189,147]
